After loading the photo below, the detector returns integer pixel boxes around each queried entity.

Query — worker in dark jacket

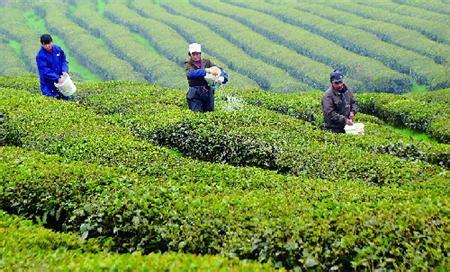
[322,70,357,133]
[36,34,70,100]
[184,43,228,112]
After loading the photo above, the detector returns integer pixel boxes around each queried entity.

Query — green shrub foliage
[0,209,275,271]
[224,88,450,167]
[35,3,143,81]
[131,1,309,92]
[0,76,449,270]
[70,1,185,88]
[190,0,414,93]
[103,1,259,89]
[358,90,450,143]
[218,0,450,90]
[294,2,450,65]
[1,146,449,270]
[1,0,448,93]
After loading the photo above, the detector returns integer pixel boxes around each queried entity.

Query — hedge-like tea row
[190,0,412,93]
[0,74,40,92]
[0,41,28,76]
[358,91,450,143]
[103,2,259,89]
[138,104,443,181]
[0,86,331,192]
[363,0,450,26]
[0,210,275,271]
[161,0,354,91]
[1,146,448,271]
[328,1,450,45]
[295,2,450,64]
[35,4,143,81]
[70,1,185,89]
[66,81,443,182]
[223,88,450,168]
[221,0,450,90]
[408,88,450,105]
[17,8,101,82]
[0,74,445,179]
[0,7,40,72]
[1,75,447,169]
[394,0,450,17]
[131,1,309,92]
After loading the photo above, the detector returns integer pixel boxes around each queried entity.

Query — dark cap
[330,70,344,83]
[40,34,53,45]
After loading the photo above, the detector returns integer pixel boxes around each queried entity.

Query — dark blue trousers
[186,86,214,112]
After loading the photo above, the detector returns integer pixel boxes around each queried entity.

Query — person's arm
[350,92,357,116]
[36,55,60,83]
[208,59,216,67]
[185,61,206,79]
[322,95,347,125]
[220,70,228,84]
[186,69,206,79]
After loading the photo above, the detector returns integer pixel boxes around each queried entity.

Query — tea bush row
[1,146,448,270]
[70,1,185,89]
[131,1,309,92]
[104,1,259,89]
[221,0,450,90]
[0,209,273,271]
[190,0,413,93]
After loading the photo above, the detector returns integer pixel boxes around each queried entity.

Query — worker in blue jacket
[184,43,228,112]
[36,34,70,99]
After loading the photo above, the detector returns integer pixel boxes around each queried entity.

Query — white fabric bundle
[344,123,365,135]
[54,74,77,96]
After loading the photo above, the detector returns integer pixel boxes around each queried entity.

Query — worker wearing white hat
[184,43,228,112]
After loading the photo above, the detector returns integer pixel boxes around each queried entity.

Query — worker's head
[40,34,53,52]
[330,70,344,91]
[188,43,202,62]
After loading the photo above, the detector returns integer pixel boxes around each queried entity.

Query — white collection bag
[204,66,221,79]
[344,123,365,135]
[54,73,77,96]
[204,66,224,89]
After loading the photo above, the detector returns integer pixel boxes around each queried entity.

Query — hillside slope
[0,0,449,92]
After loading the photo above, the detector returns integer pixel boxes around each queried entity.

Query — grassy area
[23,10,101,81]
[131,32,160,55]
[97,0,106,15]
[411,84,428,93]
[389,126,438,143]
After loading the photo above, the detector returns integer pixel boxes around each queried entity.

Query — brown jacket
[322,84,357,129]
[184,58,216,87]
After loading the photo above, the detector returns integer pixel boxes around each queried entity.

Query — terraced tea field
[0,0,449,92]
[0,0,449,270]
[0,75,449,270]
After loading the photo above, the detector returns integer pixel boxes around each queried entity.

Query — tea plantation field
[0,75,449,270]
[1,0,449,270]
[0,0,449,92]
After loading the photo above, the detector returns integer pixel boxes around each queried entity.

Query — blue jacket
[36,45,69,98]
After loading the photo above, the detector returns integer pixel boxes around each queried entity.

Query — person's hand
[349,112,355,121]
[346,118,353,125]
[215,76,224,84]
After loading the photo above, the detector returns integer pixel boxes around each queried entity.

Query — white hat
[188,43,201,53]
